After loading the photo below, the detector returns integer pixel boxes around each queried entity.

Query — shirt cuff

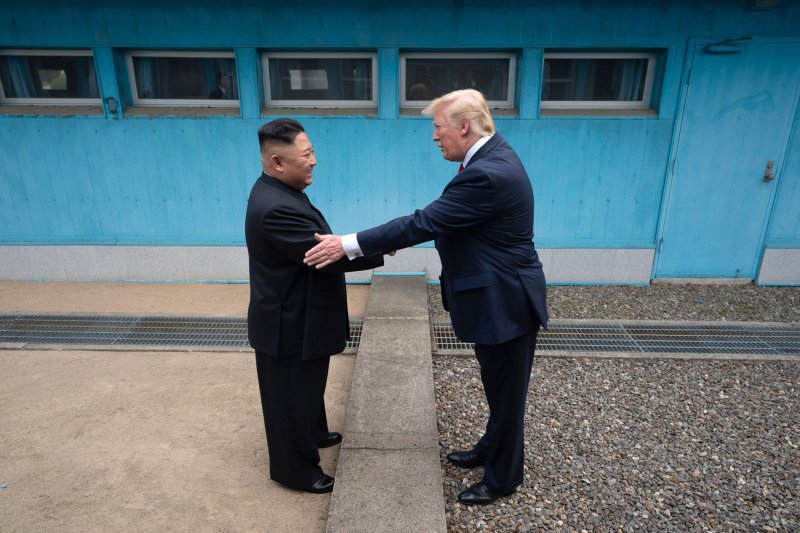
[342,233,364,260]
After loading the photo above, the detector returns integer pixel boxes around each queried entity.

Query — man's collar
[462,133,494,168]
[261,171,305,196]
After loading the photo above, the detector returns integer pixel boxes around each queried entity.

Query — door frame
[651,36,800,281]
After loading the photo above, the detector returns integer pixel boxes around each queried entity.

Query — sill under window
[124,106,240,117]
[399,107,518,118]
[262,107,378,117]
[540,108,657,117]
[0,105,103,117]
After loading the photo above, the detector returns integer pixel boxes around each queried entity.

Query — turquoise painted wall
[767,105,800,247]
[1,0,798,253]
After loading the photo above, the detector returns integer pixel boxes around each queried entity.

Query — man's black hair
[258,118,305,149]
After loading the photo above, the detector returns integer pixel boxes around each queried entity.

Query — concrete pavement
[327,276,446,533]
[0,281,370,533]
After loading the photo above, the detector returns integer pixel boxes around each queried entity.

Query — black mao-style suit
[356,133,548,493]
[245,172,382,490]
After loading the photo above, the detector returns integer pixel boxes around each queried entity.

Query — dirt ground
[0,281,370,317]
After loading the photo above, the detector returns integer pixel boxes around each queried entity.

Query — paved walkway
[0,281,369,533]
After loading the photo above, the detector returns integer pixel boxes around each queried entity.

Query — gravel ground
[430,284,799,531]
[428,284,800,323]
[434,356,800,532]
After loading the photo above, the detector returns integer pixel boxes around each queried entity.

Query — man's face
[276,132,317,190]
[432,106,466,162]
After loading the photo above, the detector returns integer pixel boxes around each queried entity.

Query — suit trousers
[254,352,331,490]
[472,325,539,492]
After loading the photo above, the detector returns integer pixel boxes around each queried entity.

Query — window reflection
[0,53,99,101]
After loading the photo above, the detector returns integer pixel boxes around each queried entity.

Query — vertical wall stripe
[519,48,542,120]
[235,48,260,119]
[93,47,121,119]
[379,48,399,120]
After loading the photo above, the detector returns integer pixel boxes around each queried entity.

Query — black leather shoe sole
[306,474,334,494]
[317,432,343,449]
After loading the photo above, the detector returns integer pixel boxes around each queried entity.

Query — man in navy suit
[304,89,548,505]
[245,118,383,494]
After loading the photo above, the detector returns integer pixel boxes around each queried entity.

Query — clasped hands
[304,233,395,269]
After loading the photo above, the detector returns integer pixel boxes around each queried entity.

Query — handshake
[304,233,395,269]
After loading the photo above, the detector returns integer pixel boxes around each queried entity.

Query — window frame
[540,51,656,110]
[262,51,378,108]
[0,49,101,105]
[125,50,239,108]
[399,52,517,109]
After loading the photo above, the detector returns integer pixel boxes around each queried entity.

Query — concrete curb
[326,276,447,533]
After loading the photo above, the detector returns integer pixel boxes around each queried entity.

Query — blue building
[1,0,799,285]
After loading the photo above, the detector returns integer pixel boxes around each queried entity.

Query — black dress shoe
[306,474,334,494]
[457,482,514,505]
[446,449,484,468]
[317,432,343,449]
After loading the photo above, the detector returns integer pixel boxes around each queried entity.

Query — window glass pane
[542,57,648,102]
[405,57,510,102]
[132,56,238,100]
[0,54,98,99]
[268,57,372,101]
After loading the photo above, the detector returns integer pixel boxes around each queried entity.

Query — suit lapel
[304,195,332,234]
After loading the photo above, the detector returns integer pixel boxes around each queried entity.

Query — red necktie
[458,163,464,173]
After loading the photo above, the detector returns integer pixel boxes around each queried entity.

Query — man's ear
[263,152,282,172]
[460,120,471,135]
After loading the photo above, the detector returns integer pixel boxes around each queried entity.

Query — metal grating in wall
[0,314,363,351]
[432,320,800,356]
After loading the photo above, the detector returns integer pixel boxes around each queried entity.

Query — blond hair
[422,89,495,136]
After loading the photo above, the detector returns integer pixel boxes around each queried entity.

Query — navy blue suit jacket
[357,133,548,345]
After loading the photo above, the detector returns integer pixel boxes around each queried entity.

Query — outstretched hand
[304,233,345,269]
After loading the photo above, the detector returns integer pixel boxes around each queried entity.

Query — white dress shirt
[342,134,494,259]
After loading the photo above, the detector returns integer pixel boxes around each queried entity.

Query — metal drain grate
[433,320,800,356]
[0,314,363,351]
[3,314,797,356]
[346,318,363,350]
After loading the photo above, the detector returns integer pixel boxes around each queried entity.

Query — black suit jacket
[357,134,547,345]
[245,172,383,360]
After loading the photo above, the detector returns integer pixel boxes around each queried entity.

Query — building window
[263,52,376,107]
[0,49,100,105]
[126,51,238,106]
[400,53,515,109]
[541,52,655,109]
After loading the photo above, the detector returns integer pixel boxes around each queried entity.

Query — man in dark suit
[209,72,229,99]
[245,118,383,494]
[304,89,548,505]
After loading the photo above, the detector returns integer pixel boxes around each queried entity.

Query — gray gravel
[428,284,800,323]
[434,356,800,532]
[430,284,799,531]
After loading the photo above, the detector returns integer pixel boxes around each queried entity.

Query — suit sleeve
[357,171,496,255]
[262,204,383,273]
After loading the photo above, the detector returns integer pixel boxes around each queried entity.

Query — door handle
[763,160,776,182]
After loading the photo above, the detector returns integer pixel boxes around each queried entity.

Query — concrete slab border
[325,276,446,533]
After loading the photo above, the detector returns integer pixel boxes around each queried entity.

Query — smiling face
[266,132,317,191]
[432,105,469,163]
